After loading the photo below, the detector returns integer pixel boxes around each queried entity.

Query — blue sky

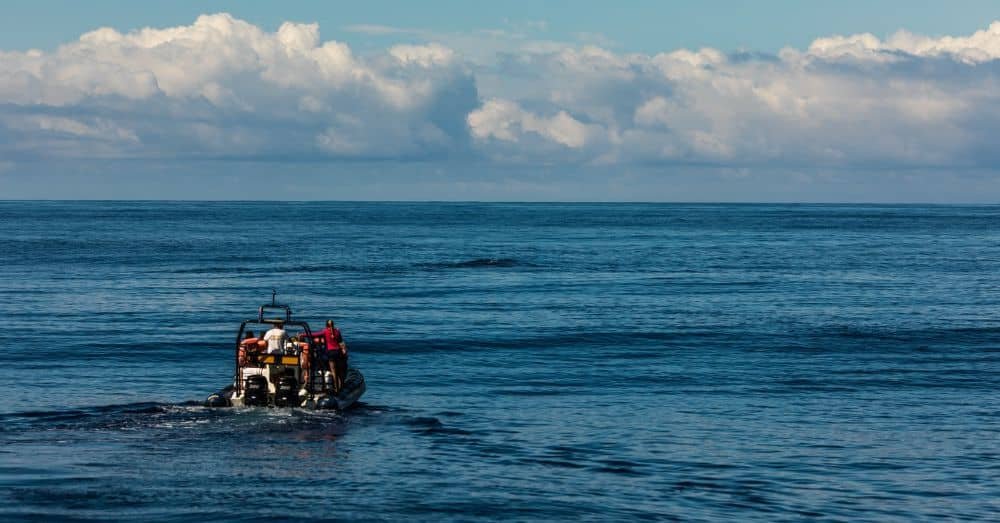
[1,2,1000,201]
[3,1,998,54]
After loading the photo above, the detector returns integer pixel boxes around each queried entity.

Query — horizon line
[2,199,997,206]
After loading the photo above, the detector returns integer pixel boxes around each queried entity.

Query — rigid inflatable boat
[205,295,365,410]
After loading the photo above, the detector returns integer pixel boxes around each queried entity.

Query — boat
[205,294,365,410]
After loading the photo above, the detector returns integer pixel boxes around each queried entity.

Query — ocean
[1,201,998,521]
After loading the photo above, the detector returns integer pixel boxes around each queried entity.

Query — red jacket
[311,327,345,354]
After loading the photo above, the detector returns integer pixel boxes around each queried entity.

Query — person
[311,319,347,393]
[297,335,313,391]
[263,322,287,354]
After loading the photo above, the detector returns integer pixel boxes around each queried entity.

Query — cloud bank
[2,14,1000,170]
[0,14,477,161]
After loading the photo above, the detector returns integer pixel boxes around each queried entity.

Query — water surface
[1,202,999,520]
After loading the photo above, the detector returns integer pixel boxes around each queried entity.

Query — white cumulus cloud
[0,13,477,161]
[467,22,1000,168]
[805,21,1000,64]
[2,14,1000,171]
[468,99,596,149]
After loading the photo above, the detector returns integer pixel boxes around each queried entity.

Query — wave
[163,263,406,275]
[418,258,527,270]
[0,401,176,431]
[0,400,383,435]
[163,257,531,275]
[799,324,1000,350]
[352,330,740,354]
[349,323,1000,358]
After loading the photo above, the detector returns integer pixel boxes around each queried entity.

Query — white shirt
[263,327,287,353]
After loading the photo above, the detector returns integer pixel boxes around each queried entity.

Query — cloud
[468,99,598,149]
[343,24,409,36]
[804,21,1000,64]
[0,13,477,161]
[468,25,1000,168]
[2,14,1000,171]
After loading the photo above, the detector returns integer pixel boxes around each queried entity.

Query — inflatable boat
[205,295,365,410]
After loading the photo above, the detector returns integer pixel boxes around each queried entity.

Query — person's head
[245,330,255,339]
[326,319,335,328]
[275,322,284,330]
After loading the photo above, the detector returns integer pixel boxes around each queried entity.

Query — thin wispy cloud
[343,23,412,36]
[343,19,578,65]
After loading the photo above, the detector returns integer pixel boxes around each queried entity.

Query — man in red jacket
[312,319,348,393]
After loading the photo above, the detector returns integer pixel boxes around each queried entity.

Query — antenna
[258,290,291,323]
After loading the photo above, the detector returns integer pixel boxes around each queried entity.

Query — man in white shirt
[263,322,287,354]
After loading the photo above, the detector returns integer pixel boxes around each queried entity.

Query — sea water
[1,201,998,521]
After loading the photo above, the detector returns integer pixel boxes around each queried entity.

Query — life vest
[238,338,260,366]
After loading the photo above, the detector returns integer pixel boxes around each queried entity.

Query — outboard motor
[244,375,269,406]
[274,375,299,407]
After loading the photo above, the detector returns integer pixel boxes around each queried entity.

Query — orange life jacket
[238,338,260,366]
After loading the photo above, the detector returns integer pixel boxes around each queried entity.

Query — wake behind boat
[205,295,364,410]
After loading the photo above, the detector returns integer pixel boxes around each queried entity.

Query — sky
[2,1,1000,201]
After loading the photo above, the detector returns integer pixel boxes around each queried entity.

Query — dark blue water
[1,201,999,521]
